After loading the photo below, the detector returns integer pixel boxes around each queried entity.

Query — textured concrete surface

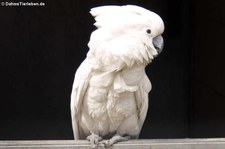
[1,138,225,149]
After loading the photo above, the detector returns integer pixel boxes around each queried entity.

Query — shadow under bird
[71,5,164,148]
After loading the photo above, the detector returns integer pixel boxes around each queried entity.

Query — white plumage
[71,5,164,147]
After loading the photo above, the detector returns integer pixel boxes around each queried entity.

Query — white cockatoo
[71,5,164,147]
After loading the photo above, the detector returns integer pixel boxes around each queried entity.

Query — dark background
[0,0,225,140]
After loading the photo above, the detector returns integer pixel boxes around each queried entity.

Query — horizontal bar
[1,138,225,149]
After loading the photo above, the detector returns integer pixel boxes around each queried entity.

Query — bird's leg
[87,132,102,148]
[102,134,130,147]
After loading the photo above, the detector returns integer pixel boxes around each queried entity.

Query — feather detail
[114,73,138,93]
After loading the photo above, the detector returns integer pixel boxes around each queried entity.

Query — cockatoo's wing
[135,73,152,137]
[71,59,92,139]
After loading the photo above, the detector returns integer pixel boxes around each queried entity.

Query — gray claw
[87,133,102,148]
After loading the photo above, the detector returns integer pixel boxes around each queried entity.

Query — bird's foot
[102,134,130,147]
[87,133,102,148]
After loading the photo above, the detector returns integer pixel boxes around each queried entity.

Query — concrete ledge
[1,138,225,149]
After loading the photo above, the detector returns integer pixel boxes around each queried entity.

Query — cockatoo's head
[88,5,164,66]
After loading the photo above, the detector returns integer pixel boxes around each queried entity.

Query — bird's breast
[81,65,146,134]
[85,64,146,118]
[83,86,137,119]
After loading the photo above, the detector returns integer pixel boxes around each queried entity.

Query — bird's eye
[146,29,151,34]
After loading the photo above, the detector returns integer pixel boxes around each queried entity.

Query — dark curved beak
[153,35,164,54]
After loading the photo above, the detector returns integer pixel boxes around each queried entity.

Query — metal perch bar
[1,138,225,149]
